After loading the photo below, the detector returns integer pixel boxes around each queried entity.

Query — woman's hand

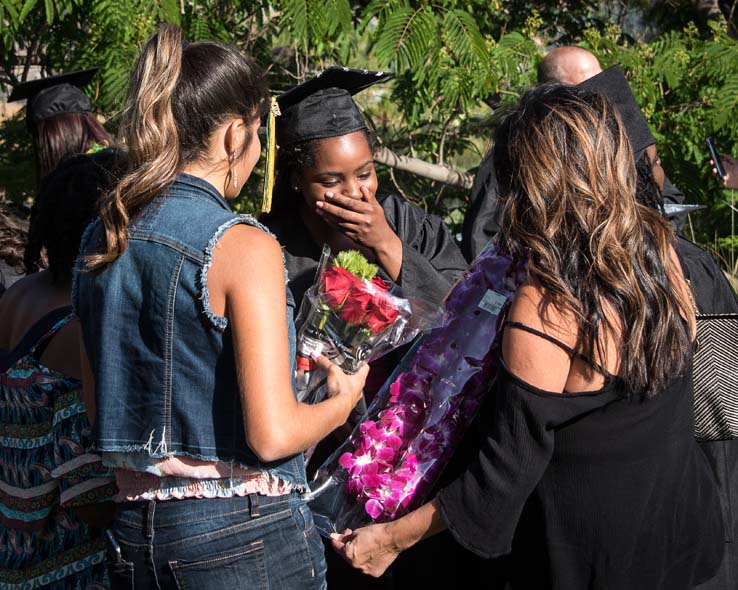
[313,355,368,417]
[316,186,403,281]
[330,524,400,578]
[332,500,448,577]
[712,154,738,190]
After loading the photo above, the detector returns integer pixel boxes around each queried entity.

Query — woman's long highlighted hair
[86,24,268,270]
[494,84,694,396]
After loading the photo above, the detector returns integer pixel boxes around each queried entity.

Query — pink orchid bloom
[365,499,385,519]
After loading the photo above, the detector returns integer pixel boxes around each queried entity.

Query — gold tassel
[261,96,281,213]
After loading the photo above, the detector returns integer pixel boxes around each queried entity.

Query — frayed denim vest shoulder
[73,174,307,491]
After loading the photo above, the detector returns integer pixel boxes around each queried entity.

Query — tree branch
[22,24,46,82]
[374,146,473,189]
[388,166,410,202]
[728,0,738,37]
[437,109,456,167]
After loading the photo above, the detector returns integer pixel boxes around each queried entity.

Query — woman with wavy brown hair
[331,84,724,590]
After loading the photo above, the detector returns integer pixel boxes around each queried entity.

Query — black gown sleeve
[676,236,738,314]
[435,366,619,559]
[379,193,467,305]
[461,151,500,262]
[676,235,738,582]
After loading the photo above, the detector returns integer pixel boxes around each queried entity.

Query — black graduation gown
[461,151,688,262]
[676,236,738,590]
[265,192,467,309]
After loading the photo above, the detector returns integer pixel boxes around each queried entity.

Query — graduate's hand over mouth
[315,185,397,252]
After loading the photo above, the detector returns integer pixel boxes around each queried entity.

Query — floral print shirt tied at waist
[104,452,295,502]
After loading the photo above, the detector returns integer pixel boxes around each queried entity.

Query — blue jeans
[106,492,326,590]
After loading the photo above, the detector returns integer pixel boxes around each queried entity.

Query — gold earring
[231,151,238,189]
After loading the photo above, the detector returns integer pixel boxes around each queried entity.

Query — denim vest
[73,174,307,491]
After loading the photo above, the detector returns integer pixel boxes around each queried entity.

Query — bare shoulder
[506,280,578,345]
[0,272,39,312]
[501,280,576,393]
[207,222,286,306]
[0,274,51,349]
[213,223,283,267]
[39,318,82,380]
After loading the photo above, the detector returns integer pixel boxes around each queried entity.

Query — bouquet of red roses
[294,247,442,405]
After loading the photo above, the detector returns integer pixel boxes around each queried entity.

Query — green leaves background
[1,0,737,276]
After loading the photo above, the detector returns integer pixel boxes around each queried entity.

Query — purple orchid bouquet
[307,243,529,535]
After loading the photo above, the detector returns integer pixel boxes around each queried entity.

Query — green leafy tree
[1,0,737,276]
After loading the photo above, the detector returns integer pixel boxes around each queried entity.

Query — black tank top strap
[502,320,611,377]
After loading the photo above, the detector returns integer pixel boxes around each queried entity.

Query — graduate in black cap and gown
[261,67,467,589]
[9,68,113,183]
[461,61,688,262]
[261,67,466,309]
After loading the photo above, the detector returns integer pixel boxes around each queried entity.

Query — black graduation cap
[8,67,98,127]
[578,65,655,157]
[275,67,394,147]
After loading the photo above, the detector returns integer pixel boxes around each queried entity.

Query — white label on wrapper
[300,335,323,358]
[478,290,506,316]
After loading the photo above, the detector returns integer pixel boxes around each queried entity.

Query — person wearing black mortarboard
[9,68,113,184]
[261,67,467,310]
[461,48,688,262]
[582,65,738,590]
[260,67,468,589]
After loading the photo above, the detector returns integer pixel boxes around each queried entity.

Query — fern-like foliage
[365,1,494,125]
[278,0,353,57]
[443,9,487,68]
[374,5,438,71]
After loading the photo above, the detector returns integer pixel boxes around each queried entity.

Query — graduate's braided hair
[86,24,269,270]
[634,153,665,213]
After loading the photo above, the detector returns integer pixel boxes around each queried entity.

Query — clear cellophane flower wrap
[294,246,444,405]
[307,243,529,535]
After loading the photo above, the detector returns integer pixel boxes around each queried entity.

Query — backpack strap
[0,306,74,372]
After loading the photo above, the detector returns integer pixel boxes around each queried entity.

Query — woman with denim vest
[73,24,367,590]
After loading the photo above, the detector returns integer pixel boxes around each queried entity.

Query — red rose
[371,276,390,291]
[340,286,372,324]
[365,291,400,334]
[321,266,356,309]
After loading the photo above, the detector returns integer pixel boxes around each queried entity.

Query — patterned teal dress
[0,307,116,590]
